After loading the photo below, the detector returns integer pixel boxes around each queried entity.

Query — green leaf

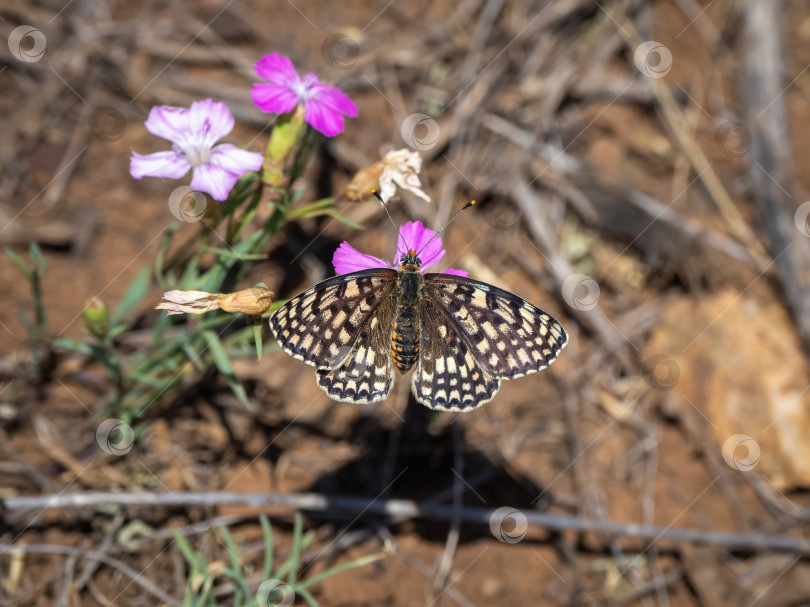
[154,224,180,288]
[201,246,267,261]
[289,186,306,204]
[297,553,386,590]
[286,513,303,586]
[54,338,121,383]
[286,198,336,221]
[111,266,151,326]
[295,586,320,607]
[260,516,274,581]
[29,243,45,274]
[173,530,197,566]
[325,208,362,230]
[253,318,263,362]
[201,330,250,407]
[5,247,30,277]
[220,526,250,599]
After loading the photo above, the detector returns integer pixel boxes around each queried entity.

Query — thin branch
[2,490,809,555]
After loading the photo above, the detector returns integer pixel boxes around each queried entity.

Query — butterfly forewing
[424,274,568,379]
[270,269,397,370]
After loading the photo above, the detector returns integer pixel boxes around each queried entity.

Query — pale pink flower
[130,99,263,201]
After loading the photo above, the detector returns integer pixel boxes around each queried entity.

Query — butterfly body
[270,252,568,411]
[391,255,423,372]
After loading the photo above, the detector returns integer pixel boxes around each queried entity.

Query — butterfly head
[399,249,422,270]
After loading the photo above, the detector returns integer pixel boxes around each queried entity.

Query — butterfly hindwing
[424,274,568,380]
[314,290,396,404]
[414,306,500,411]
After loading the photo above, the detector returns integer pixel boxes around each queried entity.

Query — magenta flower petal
[252,54,357,137]
[304,99,345,137]
[189,163,236,202]
[208,144,263,174]
[440,267,468,277]
[144,105,192,142]
[333,242,390,275]
[130,151,191,180]
[310,82,358,117]
[255,53,299,86]
[395,221,445,269]
[251,83,300,115]
[188,99,235,148]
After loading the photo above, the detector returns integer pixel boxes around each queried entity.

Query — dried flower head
[346,148,430,203]
[157,287,274,316]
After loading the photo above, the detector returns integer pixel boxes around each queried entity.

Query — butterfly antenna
[415,200,477,259]
[372,189,411,252]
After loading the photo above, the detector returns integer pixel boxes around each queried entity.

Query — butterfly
[269,205,567,411]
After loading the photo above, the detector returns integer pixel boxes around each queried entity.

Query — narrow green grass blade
[111,266,151,326]
[298,553,386,590]
[201,330,250,407]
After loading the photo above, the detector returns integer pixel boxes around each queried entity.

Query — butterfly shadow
[299,393,554,545]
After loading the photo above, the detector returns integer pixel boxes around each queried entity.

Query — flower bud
[83,297,110,339]
[263,104,306,187]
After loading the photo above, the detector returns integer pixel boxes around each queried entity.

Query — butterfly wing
[423,274,567,380]
[270,269,398,403]
[413,305,500,411]
[314,293,396,404]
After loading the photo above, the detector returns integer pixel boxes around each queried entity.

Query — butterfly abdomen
[392,267,422,373]
[391,307,419,372]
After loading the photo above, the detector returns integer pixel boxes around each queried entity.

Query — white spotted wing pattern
[270,269,396,404]
[270,265,567,411]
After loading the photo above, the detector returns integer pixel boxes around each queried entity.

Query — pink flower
[130,99,263,201]
[251,53,357,137]
[333,221,467,277]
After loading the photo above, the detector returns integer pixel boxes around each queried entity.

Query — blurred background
[2,0,810,605]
